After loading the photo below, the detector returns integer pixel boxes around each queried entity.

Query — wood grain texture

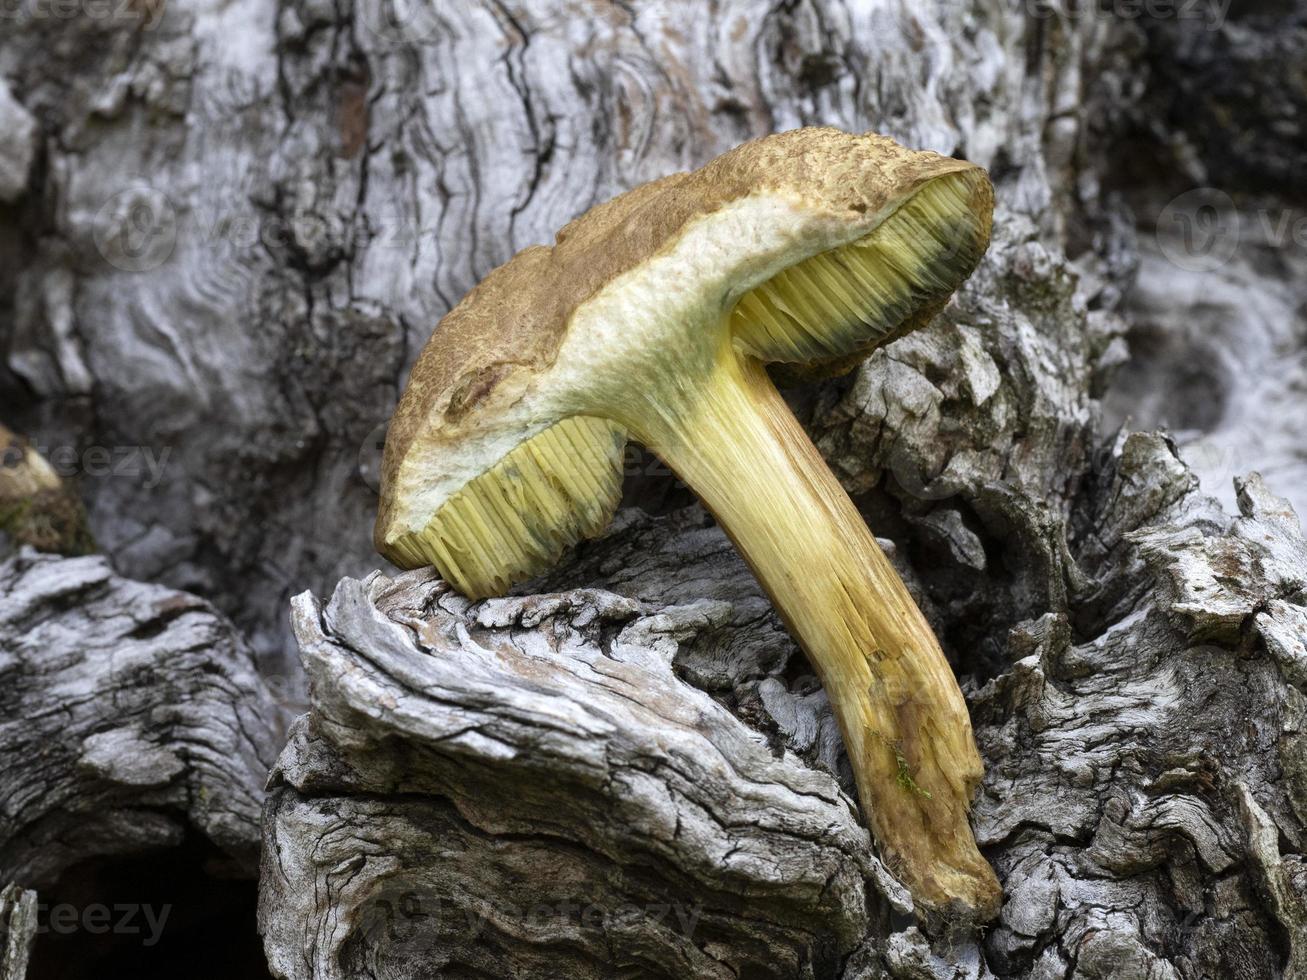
[261,568,889,979]
[0,884,37,980]
[0,549,282,889]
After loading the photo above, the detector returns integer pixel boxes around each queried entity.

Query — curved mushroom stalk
[636,347,996,915]
[376,128,1001,919]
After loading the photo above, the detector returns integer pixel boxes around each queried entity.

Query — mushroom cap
[377,127,992,573]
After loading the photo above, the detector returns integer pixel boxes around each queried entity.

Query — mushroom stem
[640,347,1000,918]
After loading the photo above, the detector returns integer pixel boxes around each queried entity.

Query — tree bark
[0,549,282,888]
[262,570,889,980]
[0,884,37,980]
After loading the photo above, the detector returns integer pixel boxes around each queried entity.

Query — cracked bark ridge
[0,884,37,980]
[0,80,37,204]
[0,550,282,890]
[529,504,861,790]
[259,569,901,980]
[971,452,1307,980]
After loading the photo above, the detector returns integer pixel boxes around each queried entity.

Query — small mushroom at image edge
[1,422,94,556]
[375,127,1001,920]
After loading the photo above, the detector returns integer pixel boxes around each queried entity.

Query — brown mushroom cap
[377,127,992,588]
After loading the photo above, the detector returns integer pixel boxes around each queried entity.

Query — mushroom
[375,127,1000,918]
[1,422,93,556]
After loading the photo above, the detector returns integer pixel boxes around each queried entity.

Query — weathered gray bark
[0,81,37,205]
[0,884,37,980]
[0,549,281,889]
[261,571,891,980]
[2,0,1305,978]
[261,462,1307,978]
[1098,10,1307,517]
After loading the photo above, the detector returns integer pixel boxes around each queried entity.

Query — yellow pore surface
[732,173,984,363]
[390,173,984,597]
